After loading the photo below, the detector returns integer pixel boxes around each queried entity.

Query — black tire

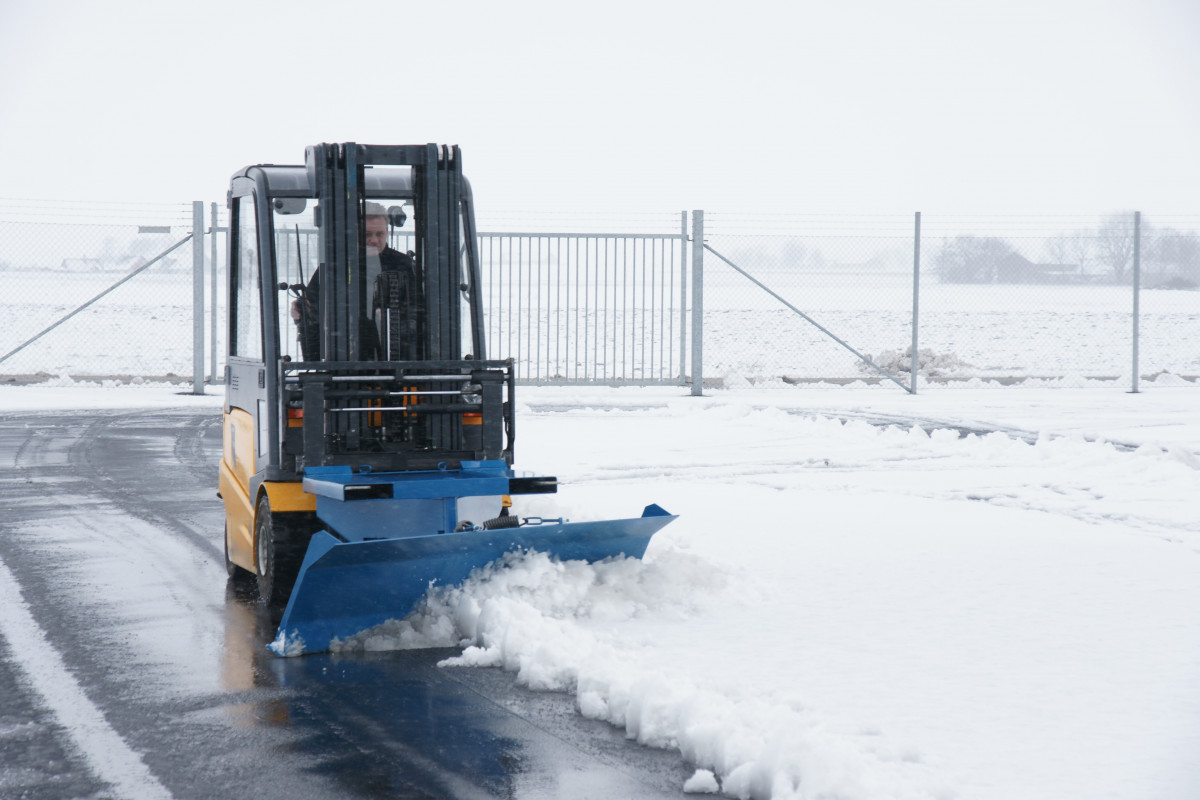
[224,522,255,586]
[254,495,313,610]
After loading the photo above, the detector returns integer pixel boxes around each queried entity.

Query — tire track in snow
[0,556,173,800]
[7,411,225,628]
[70,410,222,560]
[533,403,1200,547]
[63,411,230,663]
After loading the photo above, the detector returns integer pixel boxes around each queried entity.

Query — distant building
[993,253,1080,283]
[59,257,104,272]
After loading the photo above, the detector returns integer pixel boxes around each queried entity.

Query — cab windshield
[271,198,420,363]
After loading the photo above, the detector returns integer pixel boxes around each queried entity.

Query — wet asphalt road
[0,409,693,799]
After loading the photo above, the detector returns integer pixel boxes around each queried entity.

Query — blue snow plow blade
[270,504,675,656]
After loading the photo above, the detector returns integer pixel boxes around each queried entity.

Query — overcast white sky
[1,0,1198,217]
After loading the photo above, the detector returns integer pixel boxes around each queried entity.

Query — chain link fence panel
[0,200,200,381]
[1138,214,1200,381]
[920,214,1132,382]
[701,212,1199,389]
[700,214,917,386]
[920,213,1200,384]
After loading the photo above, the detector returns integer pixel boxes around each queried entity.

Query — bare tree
[934,236,1020,283]
[1042,230,1092,268]
[1146,226,1200,287]
[1095,212,1141,283]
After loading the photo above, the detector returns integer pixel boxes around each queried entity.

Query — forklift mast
[308,143,485,364]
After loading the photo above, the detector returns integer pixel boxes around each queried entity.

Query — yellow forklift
[218,143,674,655]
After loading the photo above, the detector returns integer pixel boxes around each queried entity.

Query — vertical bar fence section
[477,226,691,386]
[911,211,921,394]
[691,211,704,396]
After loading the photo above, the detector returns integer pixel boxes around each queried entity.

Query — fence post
[210,201,219,386]
[1130,210,1141,394]
[911,211,921,394]
[691,210,704,396]
[192,201,205,394]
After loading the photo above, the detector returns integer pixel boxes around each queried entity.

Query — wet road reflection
[220,580,692,800]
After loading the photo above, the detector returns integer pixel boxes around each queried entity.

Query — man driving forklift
[291,201,424,361]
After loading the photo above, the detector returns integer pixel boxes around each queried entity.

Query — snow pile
[684,769,720,794]
[858,347,972,378]
[337,546,948,799]
[268,629,307,658]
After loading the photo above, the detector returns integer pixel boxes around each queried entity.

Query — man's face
[364,216,388,255]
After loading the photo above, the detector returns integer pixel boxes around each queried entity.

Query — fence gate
[477,226,691,385]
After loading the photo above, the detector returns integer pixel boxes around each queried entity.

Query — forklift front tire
[255,496,303,610]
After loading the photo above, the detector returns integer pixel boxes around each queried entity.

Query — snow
[685,769,721,794]
[2,379,1198,799]
[0,376,217,411]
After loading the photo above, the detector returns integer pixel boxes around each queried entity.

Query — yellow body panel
[223,408,257,489]
[219,458,255,571]
[221,409,316,574]
[221,409,258,572]
[263,480,316,514]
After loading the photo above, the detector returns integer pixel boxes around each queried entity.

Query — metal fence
[0,202,692,390]
[697,211,1200,392]
[1,201,1197,393]
[251,217,692,385]
[0,200,203,383]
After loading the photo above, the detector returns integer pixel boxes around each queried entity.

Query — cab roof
[231,164,415,199]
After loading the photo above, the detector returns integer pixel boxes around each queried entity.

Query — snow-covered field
[2,379,1197,800]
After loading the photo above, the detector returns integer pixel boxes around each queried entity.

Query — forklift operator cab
[232,166,461,370]
[220,143,513,610]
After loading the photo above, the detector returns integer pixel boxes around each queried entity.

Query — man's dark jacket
[297,247,423,361]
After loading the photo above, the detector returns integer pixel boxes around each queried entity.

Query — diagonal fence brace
[703,243,913,394]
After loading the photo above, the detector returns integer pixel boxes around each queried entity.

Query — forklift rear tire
[254,495,305,610]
